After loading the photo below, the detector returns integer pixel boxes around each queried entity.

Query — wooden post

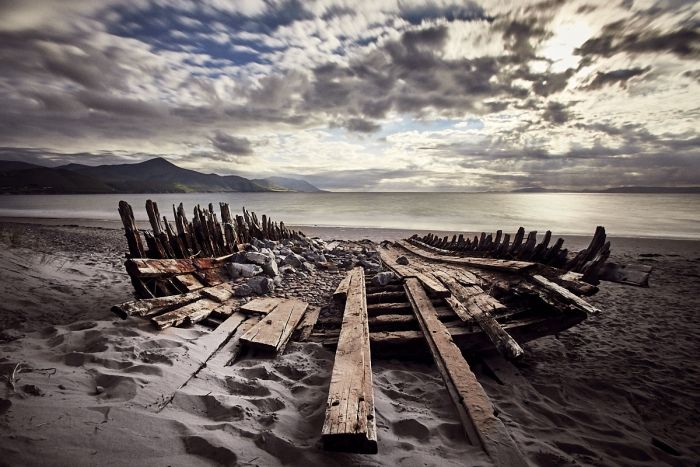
[404,278,527,466]
[118,201,145,258]
[322,267,377,453]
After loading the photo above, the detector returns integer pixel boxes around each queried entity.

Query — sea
[0,192,698,239]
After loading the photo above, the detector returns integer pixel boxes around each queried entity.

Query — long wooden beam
[530,274,600,315]
[397,240,535,273]
[404,278,527,466]
[125,254,234,278]
[377,245,450,296]
[433,271,524,360]
[322,267,377,453]
[111,282,236,319]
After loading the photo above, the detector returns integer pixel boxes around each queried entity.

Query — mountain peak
[140,157,176,167]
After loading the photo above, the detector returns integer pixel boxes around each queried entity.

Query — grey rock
[263,258,280,277]
[360,259,382,271]
[234,284,253,297]
[283,253,304,268]
[226,262,263,279]
[371,271,398,286]
[245,251,270,266]
[313,254,328,264]
[396,255,409,265]
[279,265,296,275]
[247,276,275,294]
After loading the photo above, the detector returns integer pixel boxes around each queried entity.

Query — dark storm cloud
[585,67,651,89]
[210,131,253,155]
[576,24,700,63]
[303,23,533,131]
[542,101,571,124]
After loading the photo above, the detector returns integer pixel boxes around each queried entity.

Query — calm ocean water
[0,193,698,239]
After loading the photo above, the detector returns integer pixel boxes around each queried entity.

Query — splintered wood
[322,267,377,453]
[434,270,525,360]
[240,298,308,353]
[404,278,527,467]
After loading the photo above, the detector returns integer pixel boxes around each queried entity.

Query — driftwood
[322,267,377,453]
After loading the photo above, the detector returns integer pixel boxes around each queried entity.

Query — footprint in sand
[182,435,238,466]
[224,376,271,397]
[248,396,286,413]
[391,418,431,442]
[93,372,139,401]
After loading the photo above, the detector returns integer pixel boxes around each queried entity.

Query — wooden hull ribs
[118,200,304,299]
[411,226,651,287]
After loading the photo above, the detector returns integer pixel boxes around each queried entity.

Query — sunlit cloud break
[0,0,698,191]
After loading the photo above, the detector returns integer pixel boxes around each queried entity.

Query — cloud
[585,66,651,89]
[0,0,696,191]
[210,131,254,155]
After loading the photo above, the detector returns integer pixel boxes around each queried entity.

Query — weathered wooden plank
[240,297,284,314]
[172,273,204,291]
[530,274,600,314]
[366,290,405,304]
[322,267,377,453]
[151,298,221,329]
[377,245,450,296]
[126,254,234,278]
[195,266,229,287]
[434,271,524,360]
[112,282,236,318]
[240,299,308,353]
[295,305,321,341]
[396,240,534,273]
[404,278,527,466]
[333,271,352,299]
[200,282,236,302]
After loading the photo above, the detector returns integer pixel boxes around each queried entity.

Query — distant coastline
[0,158,326,194]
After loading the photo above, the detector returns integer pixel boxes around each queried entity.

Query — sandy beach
[0,220,698,466]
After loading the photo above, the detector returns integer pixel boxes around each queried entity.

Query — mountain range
[0,158,325,194]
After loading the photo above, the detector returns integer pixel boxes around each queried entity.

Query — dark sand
[0,220,698,466]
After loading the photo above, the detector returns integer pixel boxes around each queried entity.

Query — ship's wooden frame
[112,200,651,463]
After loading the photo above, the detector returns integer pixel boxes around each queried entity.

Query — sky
[0,0,698,191]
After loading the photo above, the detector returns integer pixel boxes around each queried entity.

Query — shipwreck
[111,200,650,465]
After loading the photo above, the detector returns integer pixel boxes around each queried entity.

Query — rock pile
[217,236,382,306]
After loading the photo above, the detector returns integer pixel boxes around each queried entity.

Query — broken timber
[433,270,525,360]
[240,298,308,354]
[404,278,527,466]
[322,267,377,453]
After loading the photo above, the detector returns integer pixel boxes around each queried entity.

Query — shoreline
[2,216,700,244]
